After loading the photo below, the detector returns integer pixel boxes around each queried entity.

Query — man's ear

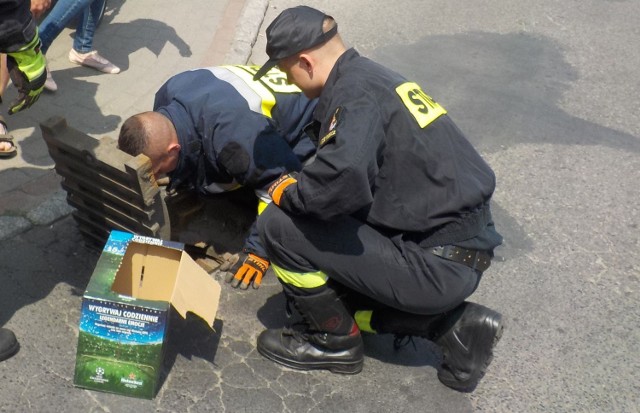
[298,54,313,75]
[167,142,181,155]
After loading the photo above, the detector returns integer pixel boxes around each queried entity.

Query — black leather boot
[257,288,364,374]
[0,328,19,362]
[433,302,504,392]
[369,302,503,392]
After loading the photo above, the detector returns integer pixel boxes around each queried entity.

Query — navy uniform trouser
[257,205,483,315]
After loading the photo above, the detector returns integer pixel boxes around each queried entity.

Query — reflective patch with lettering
[235,65,301,94]
[395,82,447,128]
[223,65,301,117]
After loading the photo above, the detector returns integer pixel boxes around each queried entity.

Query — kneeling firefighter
[249,6,506,393]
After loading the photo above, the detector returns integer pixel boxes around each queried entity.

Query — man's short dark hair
[118,114,149,156]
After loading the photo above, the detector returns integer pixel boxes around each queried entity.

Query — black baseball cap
[253,6,337,80]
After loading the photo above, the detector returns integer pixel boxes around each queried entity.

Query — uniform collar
[314,48,360,121]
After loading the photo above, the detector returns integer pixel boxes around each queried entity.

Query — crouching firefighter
[252,6,506,392]
[118,64,317,289]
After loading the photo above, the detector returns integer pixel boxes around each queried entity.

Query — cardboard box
[73,230,221,399]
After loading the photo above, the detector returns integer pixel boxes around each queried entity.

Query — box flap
[85,231,135,299]
[171,251,221,329]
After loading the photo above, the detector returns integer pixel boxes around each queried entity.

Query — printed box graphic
[73,231,220,399]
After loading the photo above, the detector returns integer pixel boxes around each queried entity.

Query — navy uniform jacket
[278,49,501,250]
[0,0,37,52]
[154,65,317,256]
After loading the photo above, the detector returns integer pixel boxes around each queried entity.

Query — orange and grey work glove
[6,30,47,115]
[225,252,270,289]
[268,173,297,206]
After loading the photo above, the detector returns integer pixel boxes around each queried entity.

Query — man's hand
[6,33,47,114]
[30,0,52,19]
[268,173,297,206]
[225,253,270,289]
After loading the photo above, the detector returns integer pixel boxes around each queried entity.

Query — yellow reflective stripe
[257,199,269,215]
[223,65,276,117]
[395,82,446,128]
[208,66,263,115]
[354,310,376,333]
[15,27,40,52]
[271,264,328,289]
[8,28,45,81]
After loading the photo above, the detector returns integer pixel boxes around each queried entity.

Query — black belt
[431,245,492,272]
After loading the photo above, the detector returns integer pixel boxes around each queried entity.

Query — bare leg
[1,57,12,153]
[0,54,8,97]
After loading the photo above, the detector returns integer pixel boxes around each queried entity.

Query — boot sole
[257,345,363,375]
[0,339,19,362]
[438,312,505,392]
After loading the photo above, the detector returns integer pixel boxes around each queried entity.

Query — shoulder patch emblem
[329,107,341,131]
[319,107,342,148]
[395,82,447,128]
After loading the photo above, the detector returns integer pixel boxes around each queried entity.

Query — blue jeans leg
[38,0,94,54]
[73,0,106,53]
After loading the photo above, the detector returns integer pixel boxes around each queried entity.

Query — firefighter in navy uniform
[118,65,316,289]
[252,6,505,392]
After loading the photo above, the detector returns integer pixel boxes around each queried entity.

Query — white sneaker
[44,67,58,92]
[68,49,121,74]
